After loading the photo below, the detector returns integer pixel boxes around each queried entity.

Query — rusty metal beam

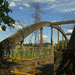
[65,33,72,35]
[51,20,75,25]
[58,30,59,50]
[51,27,53,55]
[40,28,43,50]
[62,35,64,49]
[0,24,68,51]
[20,40,23,58]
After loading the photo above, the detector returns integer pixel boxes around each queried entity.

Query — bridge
[0,20,75,53]
[0,20,75,74]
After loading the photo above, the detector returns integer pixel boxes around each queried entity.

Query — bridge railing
[0,57,35,75]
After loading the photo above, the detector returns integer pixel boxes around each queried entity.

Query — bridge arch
[0,22,68,51]
[21,22,68,44]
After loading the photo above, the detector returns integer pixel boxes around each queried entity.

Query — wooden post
[20,40,23,58]
[40,28,43,58]
[62,35,64,49]
[40,28,43,50]
[58,30,59,50]
[51,27,53,56]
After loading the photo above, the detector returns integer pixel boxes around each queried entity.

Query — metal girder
[51,27,53,55]
[40,28,43,50]
[65,33,72,35]
[51,20,75,25]
[58,30,59,49]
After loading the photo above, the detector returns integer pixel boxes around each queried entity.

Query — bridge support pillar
[40,27,43,50]
[20,40,24,58]
[3,49,13,62]
[62,35,64,49]
[51,27,53,56]
[40,28,43,58]
[58,30,59,50]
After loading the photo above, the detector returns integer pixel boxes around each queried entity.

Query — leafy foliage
[55,40,67,50]
[0,0,15,31]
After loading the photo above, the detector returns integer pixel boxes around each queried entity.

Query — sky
[0,0,75,44]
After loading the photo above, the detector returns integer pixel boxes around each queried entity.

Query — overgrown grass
[13,49,51,59]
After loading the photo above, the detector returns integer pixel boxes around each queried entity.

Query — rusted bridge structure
[0,20,75,75]
[0,20,75,57]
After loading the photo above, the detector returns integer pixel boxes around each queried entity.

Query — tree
[55,40,67,50]
[0,0,15,31]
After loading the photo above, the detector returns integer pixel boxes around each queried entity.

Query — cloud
[33,34,48,39]
[44,0,75,12]
[23,0,75,12]
[12,22,23,29]
[62,8,75,12]
[39,34,48,38]
[30,0,55,3]
[32,36,35,38]
[15,25,22,29]
[4,35,8,38]
[8,0,75,13]
[6,29,8,31]
[19,7,23,9]
[67,29,73,33]
[43,35,48,38]
[19,7,27,10]
[0,27,2,31]
[51,20,56,22]
[13,0,21,1]
[9,2,16,7]
[23,3,31,8]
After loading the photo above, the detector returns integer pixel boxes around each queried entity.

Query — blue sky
[0,0,75,44]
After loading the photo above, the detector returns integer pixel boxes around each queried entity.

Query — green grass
[13,49,51,59]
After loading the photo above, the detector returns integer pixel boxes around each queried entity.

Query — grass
[13,49,51,60]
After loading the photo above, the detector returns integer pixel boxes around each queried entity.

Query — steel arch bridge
[0,20,75,57]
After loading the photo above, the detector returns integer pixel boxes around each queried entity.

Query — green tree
[55,40,67,50]
[0,0,15,31]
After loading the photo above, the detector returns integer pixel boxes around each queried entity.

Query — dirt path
[20,61,54,75]
[0,58,54,75]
